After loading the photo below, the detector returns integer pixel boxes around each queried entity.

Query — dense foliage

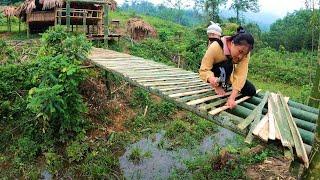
[263,10,320,51]
[0,26,92,176]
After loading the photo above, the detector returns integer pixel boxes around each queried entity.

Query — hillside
[0,8,318,179]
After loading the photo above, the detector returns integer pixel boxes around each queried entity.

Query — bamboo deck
[89,48,319,153]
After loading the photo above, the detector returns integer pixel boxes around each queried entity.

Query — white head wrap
[207,21,222,36]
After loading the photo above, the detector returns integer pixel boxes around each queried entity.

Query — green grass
[249,75,310,104]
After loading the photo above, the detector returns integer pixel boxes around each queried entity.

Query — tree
[230,0,259,23]
[164,0,190,24]
[305,0,320,52]
[308,35,320,108]
[263,10,320,51]
[204,0,227,23]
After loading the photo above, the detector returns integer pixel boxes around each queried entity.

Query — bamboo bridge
[88,48,319,155]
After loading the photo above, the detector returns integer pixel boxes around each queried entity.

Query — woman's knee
[241,80,256,96]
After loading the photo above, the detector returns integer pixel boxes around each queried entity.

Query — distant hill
[220,10,280,31]
[119,2,281,31]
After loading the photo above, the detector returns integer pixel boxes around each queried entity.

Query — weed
[128,147,143,164]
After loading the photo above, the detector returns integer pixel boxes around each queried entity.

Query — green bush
[250,47,317,86]
[0,27,93,176]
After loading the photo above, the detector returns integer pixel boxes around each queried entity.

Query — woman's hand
[208,76,219,87]
[226,97,236,109]
[214,86,226,95]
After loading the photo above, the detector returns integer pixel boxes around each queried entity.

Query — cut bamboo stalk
[169,88,213,98]
[277,94,295,147]
[279,95,309,168]
[239,99,316,132]
[238,91,270,130]
[268,97,289,140]
[257,117,269,142]
[208,89,261,116]
[244,92,270,143]
[270,93,292,147]
[248,96,318,123]
[268,98,276,140]
[186,91,232,105]
[275,118,282,140]
[253,115,268,135]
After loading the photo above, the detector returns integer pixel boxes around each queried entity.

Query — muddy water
[119,128,241,179]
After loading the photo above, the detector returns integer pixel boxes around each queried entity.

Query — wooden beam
[187,91,232,106]
[280,95,309,168]
[66,0,71,31]
[208,89,261,116]
[103,3,109,48]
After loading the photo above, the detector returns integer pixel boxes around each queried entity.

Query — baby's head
[207,21,222,39]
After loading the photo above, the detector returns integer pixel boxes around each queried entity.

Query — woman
[199,27,256,109]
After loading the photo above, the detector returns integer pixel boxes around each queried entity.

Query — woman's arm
[199,43,221,83]
[230,54,250,92]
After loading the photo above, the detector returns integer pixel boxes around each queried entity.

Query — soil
[246,157,297,179]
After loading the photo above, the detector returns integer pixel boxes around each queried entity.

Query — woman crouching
[199,27,256,109]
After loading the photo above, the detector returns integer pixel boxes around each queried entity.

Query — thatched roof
[16,0,116,16]
[3,6,16,17]
[41,0,64,10]
[127,18,157,37]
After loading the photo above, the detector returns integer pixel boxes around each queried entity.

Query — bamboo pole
[302,109,320,178]
[248,96,318,123]
[238,92,269,130]
[209,90,261,116]
[83,12,87,34]
[66,0,71,31]
[308,33,320,108]
[280,95,309,167]
[103,3,109,48]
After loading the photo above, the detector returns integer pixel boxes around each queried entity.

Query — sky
[115,0,307,18]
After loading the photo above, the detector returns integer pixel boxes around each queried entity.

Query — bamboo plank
[198,98,228,112]
[109,66,168,71]
[275,118,281,140]
[143,80,202,87]
[208,89,261,116]
[253,115,268,136]
[248,96,318,123]
[240,99,316,132]
[279,95,309,168]
[237,92,270,130]
[178,91,215,103]
[268,98,276,140]
[129,72,198,78]
[257,117,269,142]
[270,93,292,147]
[169,88,213,98]
[277,94,294,147]
[136,76,198,83]
[163,86,211,95]
[157,84,208,92]
[130,73,196,79]
[187,91,232,106]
